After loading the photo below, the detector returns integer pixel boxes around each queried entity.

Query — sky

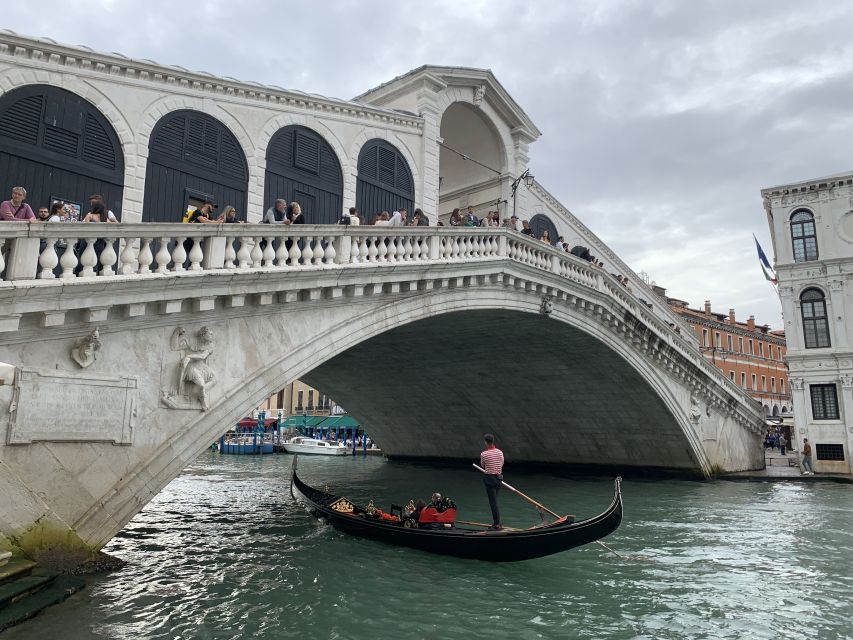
[6,0,853,328]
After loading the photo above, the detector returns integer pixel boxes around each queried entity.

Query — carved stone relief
[539,295,553,316]
[70,328,101,368]
[161,326,217,411]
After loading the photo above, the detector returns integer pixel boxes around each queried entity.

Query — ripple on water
[4,454,852,640]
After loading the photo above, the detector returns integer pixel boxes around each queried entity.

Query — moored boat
[290,457,623,561]
[283,437,348,456]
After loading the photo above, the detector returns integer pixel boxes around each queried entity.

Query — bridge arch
[73,283,716,547]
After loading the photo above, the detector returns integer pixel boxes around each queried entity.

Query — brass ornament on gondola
[365,499,376,516]
[328,497,355,513]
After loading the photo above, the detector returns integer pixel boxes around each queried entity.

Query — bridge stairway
[0,557,85,631]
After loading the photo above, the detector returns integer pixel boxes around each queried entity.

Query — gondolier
[480,434,505,530]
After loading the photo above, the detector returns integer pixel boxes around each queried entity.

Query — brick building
[654,287,790,418]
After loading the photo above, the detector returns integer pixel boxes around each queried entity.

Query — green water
[7,453,853,640]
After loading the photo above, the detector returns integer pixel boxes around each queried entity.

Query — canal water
[7,452,853,640]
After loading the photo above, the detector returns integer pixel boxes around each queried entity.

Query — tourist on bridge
[449,208,463,226]
[480,434,505,530]
[778,433,787,456]
[389,208,407,226]
[464,206,479,226]
[502,215,518,230]
[0,186,35,221]
[264,198,290,224]
[287,202,304,224]
[520,219,534,236]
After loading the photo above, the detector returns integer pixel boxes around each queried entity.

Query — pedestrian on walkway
[802,438,814,475]
[779,434,787,456]
[480,434,504,530]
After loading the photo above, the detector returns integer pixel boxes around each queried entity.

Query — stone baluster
[250,237,263,268]
[422,237,432,260]
[120,239,137,275]
[171,238,187,272]
[312,237,324,265]
[324,236,336,264]
[138,238,154,274]
[275,238,289,267]
[262,237,276,267]
[301,236,315,265]
[60,237,79,278]
[350,236,361,263]
[38,239,58,279]
[451,236,461,259]
[367,237,378,262]
[99,238,117,276]
[79,238,98,277]
[388,236,399,263]
[0,239,5,279]
[376,236,388,262]
[237,237,252,268]
[224,237,237,269]
[187,238,204,271]
[287,235,301,265]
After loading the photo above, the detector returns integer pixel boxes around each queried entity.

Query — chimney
[747,315,755,331]
[704,300,712,315]
[729,309,736,324]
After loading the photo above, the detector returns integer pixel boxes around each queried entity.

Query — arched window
[790,210,818,262]
[0,84,125,217]
[356,139,414,218]
[800,288,830,348]
[529,214,559,244]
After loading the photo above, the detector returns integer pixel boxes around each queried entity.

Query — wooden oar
[472,463,625,559]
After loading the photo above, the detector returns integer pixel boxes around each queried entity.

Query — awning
[237,417,279,428]
[317,416,362,430]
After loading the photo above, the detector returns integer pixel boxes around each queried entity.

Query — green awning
[317,416,362,429]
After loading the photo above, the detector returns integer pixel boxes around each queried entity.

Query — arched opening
[264,125,343,224]
[772,405,780,417]
[356,139,414,220]
[790,209,818,262]
[800,287,831,349]
[763,405,770,418]
[143,110,248,223]
[0,85,124,218]
[438,102,505,220]
[529,214,559,243]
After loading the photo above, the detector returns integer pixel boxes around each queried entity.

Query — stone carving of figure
[540,295,553,316]
[169,326,216,410]
[71,328,101,368]
[689,393,702,425]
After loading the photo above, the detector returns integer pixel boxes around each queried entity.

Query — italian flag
[754,235,777,284]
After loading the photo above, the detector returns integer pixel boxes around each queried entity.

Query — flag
[753,235,777,284]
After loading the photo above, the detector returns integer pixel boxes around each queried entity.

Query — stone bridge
[0,224,765,558]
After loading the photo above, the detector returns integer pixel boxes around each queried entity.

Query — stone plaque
[7,368,137,445]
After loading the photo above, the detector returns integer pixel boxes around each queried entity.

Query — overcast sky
[7,0,852,327]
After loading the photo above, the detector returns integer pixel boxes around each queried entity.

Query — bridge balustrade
[0,222,755,406]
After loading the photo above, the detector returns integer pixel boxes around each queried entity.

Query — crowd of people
[1,185,630,285]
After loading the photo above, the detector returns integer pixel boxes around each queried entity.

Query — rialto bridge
[0,224,764,559]
[0,31,763,561]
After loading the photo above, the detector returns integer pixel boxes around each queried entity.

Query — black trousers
[483,474,502,526]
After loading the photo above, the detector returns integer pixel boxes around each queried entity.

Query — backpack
[337,215,351,225]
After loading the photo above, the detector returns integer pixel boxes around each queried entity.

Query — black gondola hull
[290,458,623,562]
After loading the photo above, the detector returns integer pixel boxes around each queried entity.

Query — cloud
[5,0,852,326]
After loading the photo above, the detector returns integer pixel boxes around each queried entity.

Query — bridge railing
[0,222,754,407]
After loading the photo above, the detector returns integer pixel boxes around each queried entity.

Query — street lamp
[510,168,535,218]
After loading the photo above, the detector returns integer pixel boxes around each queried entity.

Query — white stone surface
[762,174,853,473]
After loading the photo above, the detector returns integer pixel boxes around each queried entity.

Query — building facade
[657,289,790,417]
[256,380,337,418]
[762,172,853,474]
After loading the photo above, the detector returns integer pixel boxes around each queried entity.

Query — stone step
[0,576,86,632]
[0,558,37,585]
[0,574,55,609]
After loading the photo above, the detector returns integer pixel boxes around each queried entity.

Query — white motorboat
[282,437,349,456]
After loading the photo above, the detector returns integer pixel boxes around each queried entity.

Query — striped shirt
[480,447,504,475]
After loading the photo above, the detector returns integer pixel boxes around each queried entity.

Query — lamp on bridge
[699,346,728,364]
[510,169,535,218]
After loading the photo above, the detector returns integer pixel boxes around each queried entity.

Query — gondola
[290,457,623,562]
